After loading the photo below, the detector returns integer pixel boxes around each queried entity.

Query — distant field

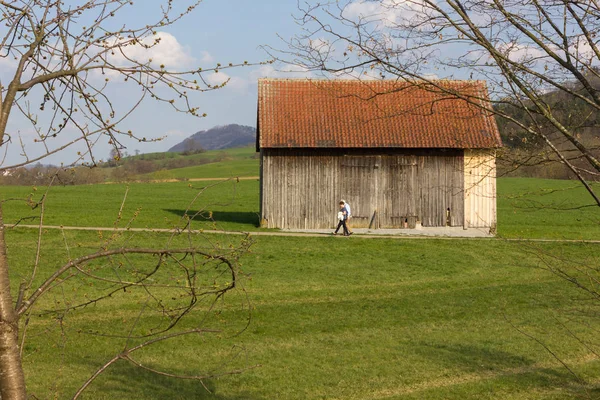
[164,158,259,180]
[137,146,259,180]
[134,145,257,163]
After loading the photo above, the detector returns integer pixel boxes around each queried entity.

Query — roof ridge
[258,77,488,84]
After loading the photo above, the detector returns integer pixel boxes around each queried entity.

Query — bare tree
[181,137,205,155]
[272,0,600,203]
[268,0,600,390]
[0,1,257,399]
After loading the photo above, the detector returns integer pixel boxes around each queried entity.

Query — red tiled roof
[257,79,502,149]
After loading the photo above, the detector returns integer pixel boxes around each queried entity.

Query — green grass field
[5,230,600,399]
[497,178,600,239]
[164,158,259,180]
[139,146,259,180]
[2,176,600,238]
[2,174,600,399]
[1,179,260,231]
[134,145,258,164]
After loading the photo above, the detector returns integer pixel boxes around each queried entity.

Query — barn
[256,78,502,232]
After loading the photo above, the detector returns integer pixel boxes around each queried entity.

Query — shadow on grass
[413,342,588,395]
[415,342,535,371]
[77,360,265,400]
[164,209,260,228]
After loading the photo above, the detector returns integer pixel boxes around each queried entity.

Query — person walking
[333,201,351,236]
[341,199,353,234]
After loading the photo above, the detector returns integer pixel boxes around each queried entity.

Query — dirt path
[10,224,600,243]
[103,176,260,184]
[188,176,259,182]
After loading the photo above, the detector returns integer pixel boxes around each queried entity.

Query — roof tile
[257,79,502,149]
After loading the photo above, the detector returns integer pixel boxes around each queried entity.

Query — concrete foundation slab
[283,227,493,238]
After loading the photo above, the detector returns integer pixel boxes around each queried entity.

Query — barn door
[340,156,379,228]
[380,155,418,228]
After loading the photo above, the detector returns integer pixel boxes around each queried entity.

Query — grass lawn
[4,230,600,399]
[497,178,600,239]
[2,176,600,239]
[2,175,600,398]
[1,179,261,231]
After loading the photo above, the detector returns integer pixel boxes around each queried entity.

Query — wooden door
[380,155,418,228]
[340,156,379,228]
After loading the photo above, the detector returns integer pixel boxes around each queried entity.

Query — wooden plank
[261,149,473,230]
[464,149,496,229]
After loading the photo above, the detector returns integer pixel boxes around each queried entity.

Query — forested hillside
[496,69,600,179]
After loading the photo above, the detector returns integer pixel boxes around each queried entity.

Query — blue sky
[2,0,572,167]
[1,1,306,166]
[0,0,505,167]
[106,0,306,156]
[1,0,594,168]
[134,1,300,148]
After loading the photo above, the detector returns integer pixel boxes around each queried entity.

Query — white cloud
[205,71,230,86]
[205,71,249,92]
[249,64,313,80]
[333,69,381,80]
[483,37,597,70]
[107,31,194,69]
[199,51,215,65]
[498,41,546,63]
[250,65,277,79]
[343,0,425,28]
[227,76,250,91]
[421,72,439,80]
[345,1,393,25]
[568,36,599,66]
[309,38,331,56]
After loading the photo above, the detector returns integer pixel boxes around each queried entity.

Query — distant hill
[169,124,256,152]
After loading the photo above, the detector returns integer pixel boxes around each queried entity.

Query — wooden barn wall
[464,149,497,229]
[261,149,466,229]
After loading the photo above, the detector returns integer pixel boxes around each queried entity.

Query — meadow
[139,146,259,181]
[2,176,600,239]
[2,173,600,399]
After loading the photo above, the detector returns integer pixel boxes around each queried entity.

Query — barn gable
[257,79,501,232]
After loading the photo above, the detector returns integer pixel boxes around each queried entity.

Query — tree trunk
[0,203,26,400]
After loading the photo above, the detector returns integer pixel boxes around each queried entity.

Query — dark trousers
[335,219,349,235]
